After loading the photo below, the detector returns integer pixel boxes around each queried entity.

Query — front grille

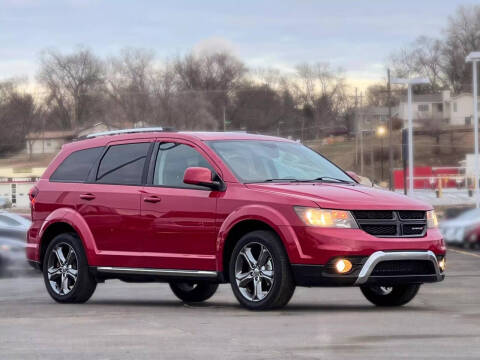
[371,260,435,276]
[398,211,426,220]
[352,210,394,220]
[352,210,427,238]
[362,224,397,236]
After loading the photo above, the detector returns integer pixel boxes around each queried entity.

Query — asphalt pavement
[0,249,479,359]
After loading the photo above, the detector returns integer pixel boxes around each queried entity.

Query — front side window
[153,142,213,188]
[50,147,103,182]
[207,140,353,183]
[96,142,150,185]
[418,104,429,112]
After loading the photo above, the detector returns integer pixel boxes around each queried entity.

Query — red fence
[393,167,463,190]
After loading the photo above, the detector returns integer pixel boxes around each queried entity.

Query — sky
[0,0,475,91]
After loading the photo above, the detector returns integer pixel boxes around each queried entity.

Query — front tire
[229,230,295,310]
[43,233,97,303]
[360,284,420,307]
[169,282,218,303]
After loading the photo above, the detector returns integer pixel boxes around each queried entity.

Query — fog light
[335,259,352,274]
[438,258,446,272]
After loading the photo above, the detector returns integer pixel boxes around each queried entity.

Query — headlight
[294,207,358,228]
[427,210,438,229]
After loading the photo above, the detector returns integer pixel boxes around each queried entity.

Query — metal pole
[381,136,384,181]
[387,69,393,190]
[473,60,479,208]
[360,130,364,176]
[407,84,414,196]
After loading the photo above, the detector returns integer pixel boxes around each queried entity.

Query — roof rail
[86,127,174,138]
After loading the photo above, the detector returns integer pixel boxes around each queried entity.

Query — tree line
[0,47,354,156]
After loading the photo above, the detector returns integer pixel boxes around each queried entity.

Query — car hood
[246,182,431,210]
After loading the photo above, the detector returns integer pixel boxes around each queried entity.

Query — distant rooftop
[400,93,443,103]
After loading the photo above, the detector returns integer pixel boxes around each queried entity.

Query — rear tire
[360,284,420,307]
[229,230,295,310]
[169,282,218,303]
[43,233,97,303]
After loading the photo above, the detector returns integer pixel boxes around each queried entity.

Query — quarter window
[96,142,150,185]
[153,143,213,188]
[50,147,103,182]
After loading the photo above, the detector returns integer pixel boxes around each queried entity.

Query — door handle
[80,193,96,201]
[143,195,161,203]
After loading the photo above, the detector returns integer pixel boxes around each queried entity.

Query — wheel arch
[38,208,98,268]
[217,205,308,281]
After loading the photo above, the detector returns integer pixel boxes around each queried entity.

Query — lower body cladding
[292,251,445,287]
[92,266,222,283]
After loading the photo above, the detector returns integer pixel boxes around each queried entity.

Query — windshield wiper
[300,176,353,184]
[262,178,300,183]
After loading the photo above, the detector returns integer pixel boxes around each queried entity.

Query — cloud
[193,37,238,57]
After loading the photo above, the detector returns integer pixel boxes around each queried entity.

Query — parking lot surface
[0,249,479,359]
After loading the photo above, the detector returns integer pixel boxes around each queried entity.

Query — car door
[77,139,153,267]
[139,139,220,271]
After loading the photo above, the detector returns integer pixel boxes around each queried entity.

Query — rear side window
[96,142,150,185]
[50,147,103,183]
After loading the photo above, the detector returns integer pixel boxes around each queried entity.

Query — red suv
[26,128,446,310]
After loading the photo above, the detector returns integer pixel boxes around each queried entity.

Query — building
[25,130,75,155]
[25,122,121,154]
[397,90,480,127]
[398,92,448,128]
[0,167,45,208]
[448,93,480,126]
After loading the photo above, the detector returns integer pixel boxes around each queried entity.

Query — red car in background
[26,128,446,310]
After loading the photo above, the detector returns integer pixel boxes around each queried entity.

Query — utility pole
[387,69,394,190]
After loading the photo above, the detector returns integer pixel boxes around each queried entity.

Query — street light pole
[407,83,414,195]
[392,77,430,196]
[466,52,480,208]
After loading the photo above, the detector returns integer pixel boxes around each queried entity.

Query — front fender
[216,204,311,271]
[38,207,98,265]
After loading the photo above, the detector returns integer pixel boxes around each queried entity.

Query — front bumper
[292,250,445,287]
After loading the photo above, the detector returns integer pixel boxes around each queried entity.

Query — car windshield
[207,140,353,183]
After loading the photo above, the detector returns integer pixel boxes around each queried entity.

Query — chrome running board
[354,250,443,285]
[97,266,218,278]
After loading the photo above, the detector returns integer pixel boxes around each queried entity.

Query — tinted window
[154,143,213,188]
[50,147,103,182]
[97,142,150,185]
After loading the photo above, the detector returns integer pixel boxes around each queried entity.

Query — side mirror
[183,167,223,190]
[346,171,361,183]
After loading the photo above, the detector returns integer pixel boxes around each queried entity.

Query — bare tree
[174,51,246,128]
[295,62,349,139]
[38,47,104,130]
[442,5,480,92]
[389,4,480,93]
[106,48,155,126]
[0,79,38,156]
[390,36,446,91]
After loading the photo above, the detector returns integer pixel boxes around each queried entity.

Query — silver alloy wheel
[47,243,78,295]
[235,242,274,302]
[371,286,393,295]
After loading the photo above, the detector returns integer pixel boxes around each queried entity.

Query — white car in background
[440,208,480,248]
[0,212,31,277]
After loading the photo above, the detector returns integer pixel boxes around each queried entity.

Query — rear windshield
[50,147,104,183]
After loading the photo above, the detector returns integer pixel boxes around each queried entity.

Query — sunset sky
[0,0,474,90]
